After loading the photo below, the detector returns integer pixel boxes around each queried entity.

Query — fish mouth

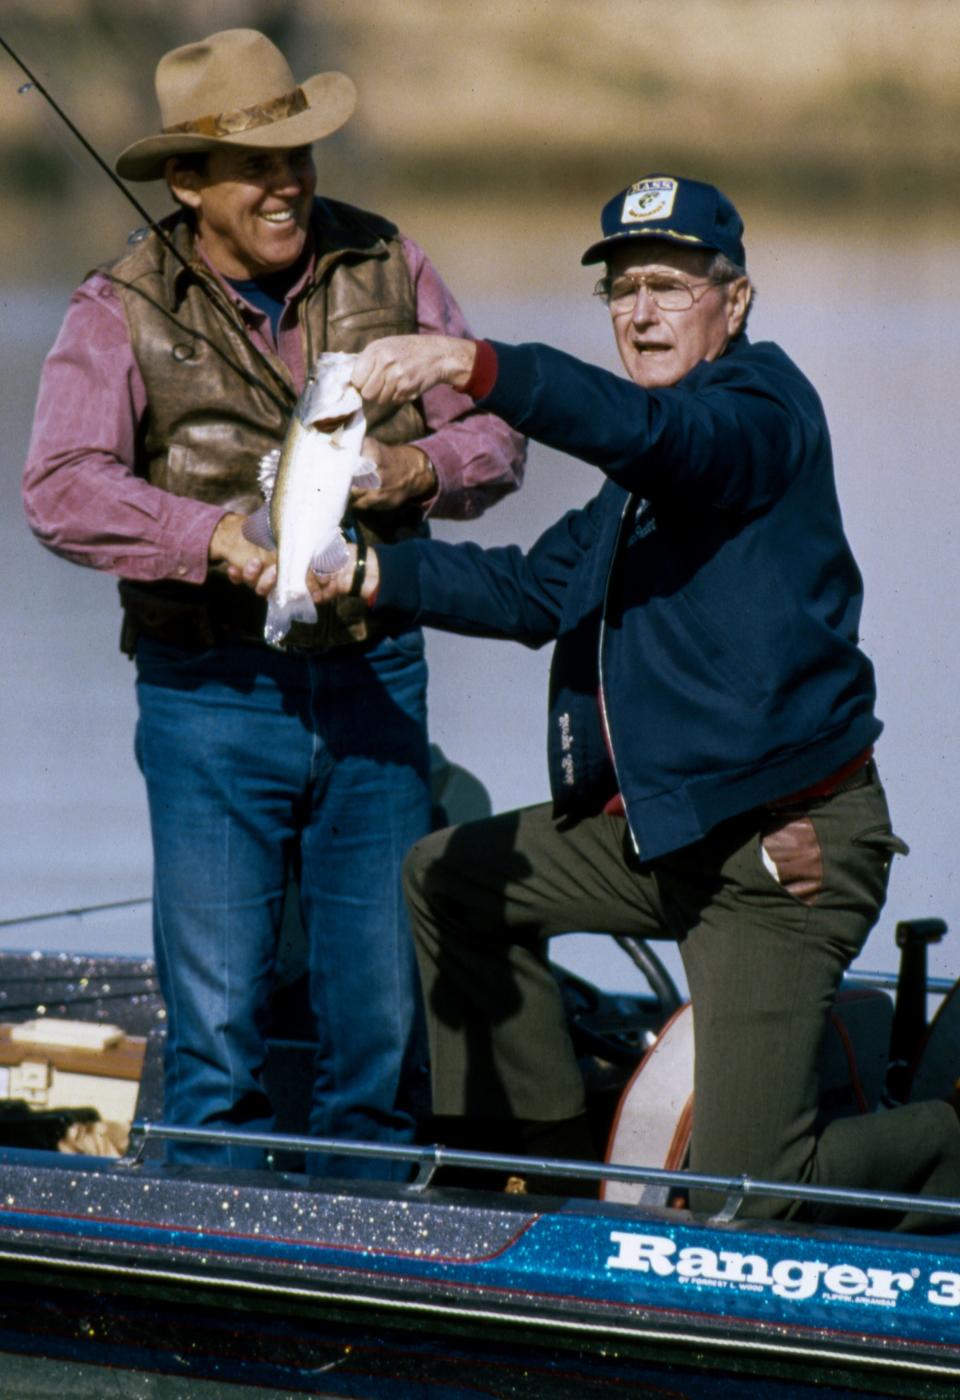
[311,414,354,432]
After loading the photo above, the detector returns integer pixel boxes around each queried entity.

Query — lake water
[3,215,960,998]
[0,207,957,1400]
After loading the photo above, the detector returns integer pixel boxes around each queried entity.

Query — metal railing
[846,967,955,995]
[126,1119,960,1224]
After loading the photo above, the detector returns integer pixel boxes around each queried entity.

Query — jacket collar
[164,196,392,308]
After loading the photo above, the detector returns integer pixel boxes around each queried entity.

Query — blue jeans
[134,630,431,1177]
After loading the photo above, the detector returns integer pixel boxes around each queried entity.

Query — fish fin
[258,448,281,498]
[310,531,351,577]
[352,457,381,492]
[241,502,277,550]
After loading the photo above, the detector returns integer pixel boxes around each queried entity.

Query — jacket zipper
[598,494,641,855]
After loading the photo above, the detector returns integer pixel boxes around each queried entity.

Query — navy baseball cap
[581,174,746,269]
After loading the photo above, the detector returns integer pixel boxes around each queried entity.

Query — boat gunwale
[1,1232,960,1388]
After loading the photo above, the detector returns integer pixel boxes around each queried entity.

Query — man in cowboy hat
[23,29,525,1174]
[310,173,960,1219]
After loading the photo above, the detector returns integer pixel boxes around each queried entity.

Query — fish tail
[264,594,318,647]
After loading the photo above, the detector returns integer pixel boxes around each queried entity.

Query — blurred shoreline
[2,0,959,279]
[4,1,960,983]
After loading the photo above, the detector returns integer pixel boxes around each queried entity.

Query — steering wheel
[552,934,684,1070]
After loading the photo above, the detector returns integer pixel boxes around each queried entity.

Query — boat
[0,917,957,1398]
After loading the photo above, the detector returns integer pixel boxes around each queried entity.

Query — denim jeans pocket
[374,627,426,663]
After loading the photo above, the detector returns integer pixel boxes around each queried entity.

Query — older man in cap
[23,29,524,1174]
[312,173,960,1218]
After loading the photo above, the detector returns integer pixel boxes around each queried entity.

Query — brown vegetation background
[1,0,958,279]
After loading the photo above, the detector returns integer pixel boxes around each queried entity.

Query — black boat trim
[0,1244,958,1383]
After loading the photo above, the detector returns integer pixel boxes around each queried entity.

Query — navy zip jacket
[374,335,882,860]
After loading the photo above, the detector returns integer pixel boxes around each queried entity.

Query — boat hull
[0,951,957,1395]
[0,1147,957,1396]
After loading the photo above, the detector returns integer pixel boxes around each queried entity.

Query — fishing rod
[1,34,174,252]
[0,897,150,930]
[0,32,294,413]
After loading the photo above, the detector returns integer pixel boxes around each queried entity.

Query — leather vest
[109,198,427,651]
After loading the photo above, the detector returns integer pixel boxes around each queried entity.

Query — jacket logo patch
[629,500,657,544]
[558,712,575,786]
[622,178,678,224]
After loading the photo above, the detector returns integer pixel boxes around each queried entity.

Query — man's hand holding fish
[350,438,438,512]
[210,513,277,596]
[351,334,478,406]
[307,540,379,607]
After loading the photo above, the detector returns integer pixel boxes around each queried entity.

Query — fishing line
[98,268,296,410]
[16,81,91,177]
[1,36,165,238]
[0,33,296,413]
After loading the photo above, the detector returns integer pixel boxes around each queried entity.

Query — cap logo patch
[621,178,678,225]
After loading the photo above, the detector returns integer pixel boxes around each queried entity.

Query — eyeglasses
[593,273,726,313]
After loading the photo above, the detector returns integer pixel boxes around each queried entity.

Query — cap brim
[115,70,356,181]
[581,227,713,266]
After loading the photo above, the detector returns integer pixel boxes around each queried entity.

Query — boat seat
[907,978,960,1103]
[602,985,894,1206]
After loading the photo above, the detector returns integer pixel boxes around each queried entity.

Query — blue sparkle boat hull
[0,1146,958,1398]
[0,950,956,1398]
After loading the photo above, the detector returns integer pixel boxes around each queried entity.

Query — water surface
[3,218,959,993]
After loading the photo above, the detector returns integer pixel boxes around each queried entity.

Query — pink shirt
[23,233,526,586]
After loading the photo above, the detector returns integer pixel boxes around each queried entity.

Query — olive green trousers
[404,767,960,1224]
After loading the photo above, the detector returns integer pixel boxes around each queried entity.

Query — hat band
[163,86,308,138]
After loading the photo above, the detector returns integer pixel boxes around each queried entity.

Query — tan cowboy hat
[115,29,356,182]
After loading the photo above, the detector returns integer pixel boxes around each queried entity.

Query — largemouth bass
[258,351,378,647]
